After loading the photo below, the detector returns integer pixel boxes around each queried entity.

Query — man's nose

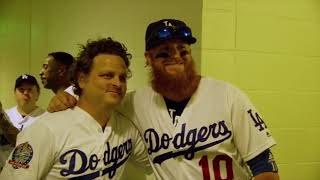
[22,90,31,95]
[39,68,44,75]
[172,51,182,62]
[111,76,122,87]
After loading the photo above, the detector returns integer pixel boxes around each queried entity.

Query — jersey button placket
[100,126,112,178]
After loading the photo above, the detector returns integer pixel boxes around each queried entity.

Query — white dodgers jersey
[0,106,149,179]
[1,106,45,171]
[120,77,276,180]
[5,106,45,130]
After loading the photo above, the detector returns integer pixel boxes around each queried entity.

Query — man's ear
[144,51,151,67]
[77,72,87,89]
[57,66,67,77]
[35,90,40,101]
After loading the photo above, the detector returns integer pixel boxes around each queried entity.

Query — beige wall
[0,0,202,109]
[1,0,33,107]
[201,0,320,179]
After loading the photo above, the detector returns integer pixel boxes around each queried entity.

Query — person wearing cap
[47,19,280,180]
[118,19,278,180]
[1,74,45,171]
[5,74,45,129]
[0,38,151,179]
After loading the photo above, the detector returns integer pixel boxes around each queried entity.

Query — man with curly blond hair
[0,38,150,179]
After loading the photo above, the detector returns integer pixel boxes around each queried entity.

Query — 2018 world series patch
[9,142,33,169]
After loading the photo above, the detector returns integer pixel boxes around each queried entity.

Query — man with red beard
[124,19,280,180]
[47,19,280,180]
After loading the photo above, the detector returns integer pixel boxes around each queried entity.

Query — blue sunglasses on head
[146,26,194,49]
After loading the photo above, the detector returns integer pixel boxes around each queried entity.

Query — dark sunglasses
[147,26,193,46]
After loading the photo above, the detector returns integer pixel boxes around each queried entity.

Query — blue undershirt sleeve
[247,149,278,176]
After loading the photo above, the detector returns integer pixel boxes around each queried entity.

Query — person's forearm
[254,172,280,180]
[0,104,19,145]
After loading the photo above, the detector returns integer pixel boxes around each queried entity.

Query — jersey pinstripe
[5,106,45,130]
[0,106,45,171]
[120,77,276,180]
[0,106,149,179]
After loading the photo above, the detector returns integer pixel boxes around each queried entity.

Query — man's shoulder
[34,108,78,129]
[133,85,156,100]
[4,106,17,115]
[35,106,45,113]
[64,85,79,99]
[201,76,228,85]
[30,107,46,117]
[117,87,150,113]
[112,110,135,126]
[4,107,20,124]
[201,76,240,91]
[112,110,140,132]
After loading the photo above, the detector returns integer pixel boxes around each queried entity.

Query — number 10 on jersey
[199,155,234,180]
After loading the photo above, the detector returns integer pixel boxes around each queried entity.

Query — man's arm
[227,85,280,179]
[0,101,19,145]
[0,121,56,179]
[130,128,152,173]
[247,149,280,180]
[47,91,77,112]
[254,172,279,180]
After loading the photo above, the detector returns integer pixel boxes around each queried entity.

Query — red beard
[150,60,201,102]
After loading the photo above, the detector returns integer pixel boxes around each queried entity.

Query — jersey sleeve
[117,91,136,124]
[64,85,79,99]
[0,122,56,179]
[129,127,152,172]
[229,86,276,162]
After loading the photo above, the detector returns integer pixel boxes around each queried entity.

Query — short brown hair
[72,37,132,95]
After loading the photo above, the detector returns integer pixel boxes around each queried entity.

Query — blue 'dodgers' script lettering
[59,139,132,179]
[144,120,232,164]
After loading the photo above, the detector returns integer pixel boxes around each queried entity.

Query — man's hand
[254,172,280,180]
[47,91,77,112]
